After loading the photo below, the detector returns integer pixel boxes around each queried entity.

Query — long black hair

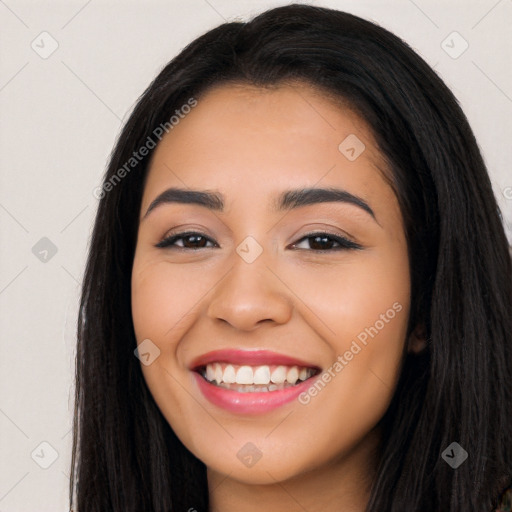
[70,4,512,511]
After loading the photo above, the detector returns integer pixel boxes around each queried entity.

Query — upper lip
[189,349,320,371]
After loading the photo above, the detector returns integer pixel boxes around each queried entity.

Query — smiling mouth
[195,363,319,393]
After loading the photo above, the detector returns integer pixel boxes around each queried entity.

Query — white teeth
[235,366,253,384]
[203,362,315,389]
[223,364,236,383]
[286,366,299,385]
[206,364,215,382]
[270,365,287,384]
[214,363,223,384]
[253,366,271,384]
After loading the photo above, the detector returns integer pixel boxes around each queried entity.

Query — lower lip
[192,372,316,414]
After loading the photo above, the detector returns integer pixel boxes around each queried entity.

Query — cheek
[130,257,209,438]
[131,262,174,342]
[283,246,410,422]
[277,243,410,353]
[131,257,213,344]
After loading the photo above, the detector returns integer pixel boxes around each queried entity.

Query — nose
[206,249,293,331]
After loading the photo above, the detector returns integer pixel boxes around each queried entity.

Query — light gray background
[1,0,511,510]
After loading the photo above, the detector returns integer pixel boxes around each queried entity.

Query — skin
[131,81,425,512]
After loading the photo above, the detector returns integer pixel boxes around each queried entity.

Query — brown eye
[155,231,362,252]
[291,232,362,251]
[155,232,216,250]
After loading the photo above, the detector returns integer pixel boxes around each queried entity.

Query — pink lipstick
[190,349,320,414]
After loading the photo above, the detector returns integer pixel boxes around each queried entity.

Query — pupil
[186,235,206,248]
[311,235,333,250]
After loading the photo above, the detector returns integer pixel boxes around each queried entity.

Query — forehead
[142,81,397,220]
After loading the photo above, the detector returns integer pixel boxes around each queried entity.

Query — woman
[71,4,512,511]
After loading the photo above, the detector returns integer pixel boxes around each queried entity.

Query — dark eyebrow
[142,186,377,222]
[273,187,376,221]
[143,188,224,219]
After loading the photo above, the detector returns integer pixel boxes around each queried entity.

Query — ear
[407,322,428,354]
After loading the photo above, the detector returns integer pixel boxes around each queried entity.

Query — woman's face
[131,82,414,485]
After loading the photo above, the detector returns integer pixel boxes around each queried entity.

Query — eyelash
[155,230,363,252]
